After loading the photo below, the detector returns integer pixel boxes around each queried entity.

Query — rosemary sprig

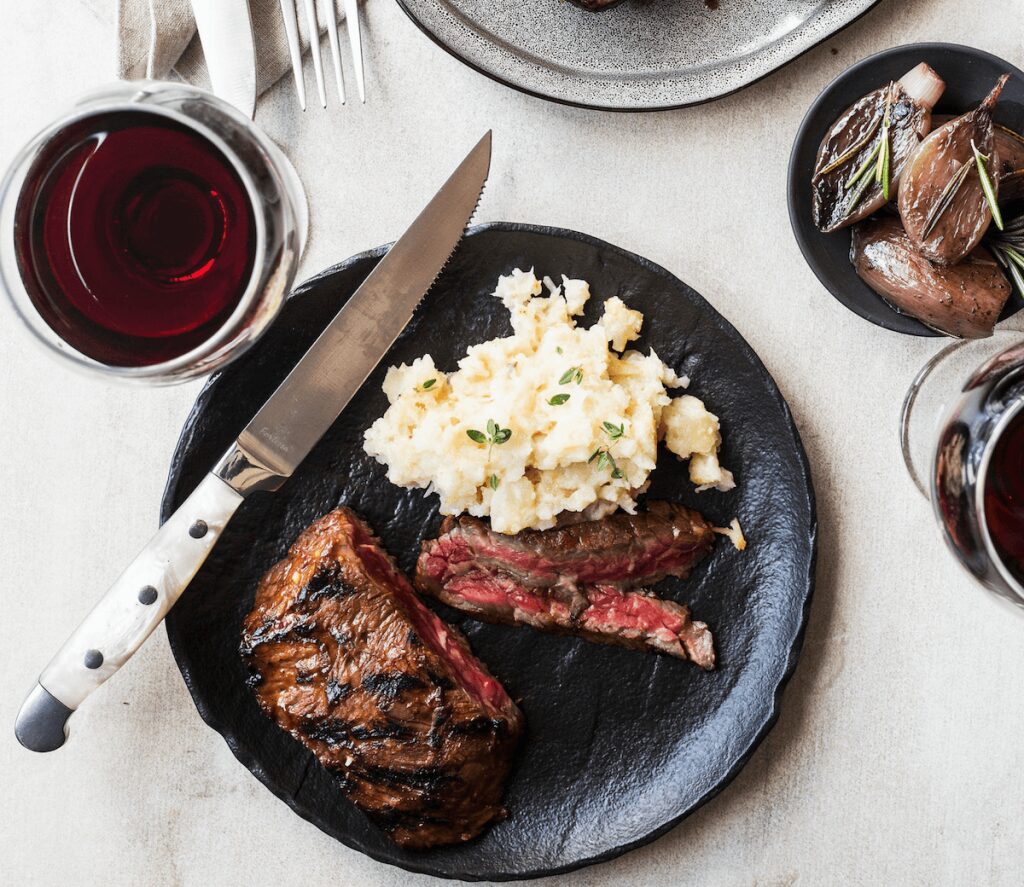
[846,139,882,189]
[922,160,974,239]
[986,211,1024,295]
[842,169,876,219]
[814,108,884,179]
[874,87,893,200]
[971,139,1004,231]
[992,246,1024,297]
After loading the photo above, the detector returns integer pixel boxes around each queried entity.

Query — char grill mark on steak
[415,502,716,668]
[241,508,523,849]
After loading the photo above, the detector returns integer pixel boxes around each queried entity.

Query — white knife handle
[15,473,243,752]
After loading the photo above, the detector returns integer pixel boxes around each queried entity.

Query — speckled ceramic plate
[161,224,816,880]
[394,0,880,111]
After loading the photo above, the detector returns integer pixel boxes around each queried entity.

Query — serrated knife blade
[227,129,492,483]
[14,132,491,752]
[190,0,257,118]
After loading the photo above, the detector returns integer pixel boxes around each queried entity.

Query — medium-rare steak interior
[416,502,717,668]
[241,508,524,849]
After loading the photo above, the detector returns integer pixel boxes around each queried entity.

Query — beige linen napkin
[117,0,345,97]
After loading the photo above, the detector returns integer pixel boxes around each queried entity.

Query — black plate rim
[161,221,818,881]
[391,0,881,114]
[787,41,1024,337]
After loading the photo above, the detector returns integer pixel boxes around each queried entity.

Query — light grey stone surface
[2,1,1023,885]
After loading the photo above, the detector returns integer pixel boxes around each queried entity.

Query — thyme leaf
[548,393,570,406]
[602,421,624,440]
[469,420,512,455]
[420,378,436,390]
[559,366,584,385]
[488,474,500,491]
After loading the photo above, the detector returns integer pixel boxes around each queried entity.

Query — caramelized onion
[898,76,1009,265]
[851,216,1010,338]
[812,63,945,233]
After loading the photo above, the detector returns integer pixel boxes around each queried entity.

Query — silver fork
[279,0,365,108]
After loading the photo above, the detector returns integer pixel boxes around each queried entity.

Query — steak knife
[190,0,257,118]
[15,132,492,753]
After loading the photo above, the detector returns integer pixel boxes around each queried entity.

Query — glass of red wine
[901,331,1024,611]
[0,81,308,382]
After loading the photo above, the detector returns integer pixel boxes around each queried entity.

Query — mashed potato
[363,270,733,534]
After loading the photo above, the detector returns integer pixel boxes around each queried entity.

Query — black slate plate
[161,223,816,881]
[788,43,1024,336]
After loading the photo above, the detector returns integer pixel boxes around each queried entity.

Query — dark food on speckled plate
[241,508,523,849]
[416,501,717,667]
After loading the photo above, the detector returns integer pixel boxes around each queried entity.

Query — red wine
[14,110,256,367]
[985,407,1024,584]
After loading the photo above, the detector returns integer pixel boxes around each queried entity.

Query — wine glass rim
[975,394,1024,600]
[0,81,283,382]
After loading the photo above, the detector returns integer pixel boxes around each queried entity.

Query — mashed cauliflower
[363,270,734,534]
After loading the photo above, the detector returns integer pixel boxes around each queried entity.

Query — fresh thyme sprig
[467,419,512,449]
[589,421,626,480]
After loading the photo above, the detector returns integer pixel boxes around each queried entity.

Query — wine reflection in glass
[901,330,1024,610]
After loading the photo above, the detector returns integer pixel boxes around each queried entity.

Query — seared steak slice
[242,508,523,849]
[416,502,716,668]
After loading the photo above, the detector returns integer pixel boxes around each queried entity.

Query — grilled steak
[242,508,524,849]
[416,502,716,667]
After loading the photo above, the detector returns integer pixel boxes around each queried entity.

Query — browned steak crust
[242,508,524,849]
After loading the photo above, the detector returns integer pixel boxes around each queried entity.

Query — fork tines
[280,0,365,108]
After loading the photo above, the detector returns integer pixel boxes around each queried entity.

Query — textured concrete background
[2,1,1023,884]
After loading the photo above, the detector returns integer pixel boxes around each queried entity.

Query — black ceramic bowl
[788,43,1024,336]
